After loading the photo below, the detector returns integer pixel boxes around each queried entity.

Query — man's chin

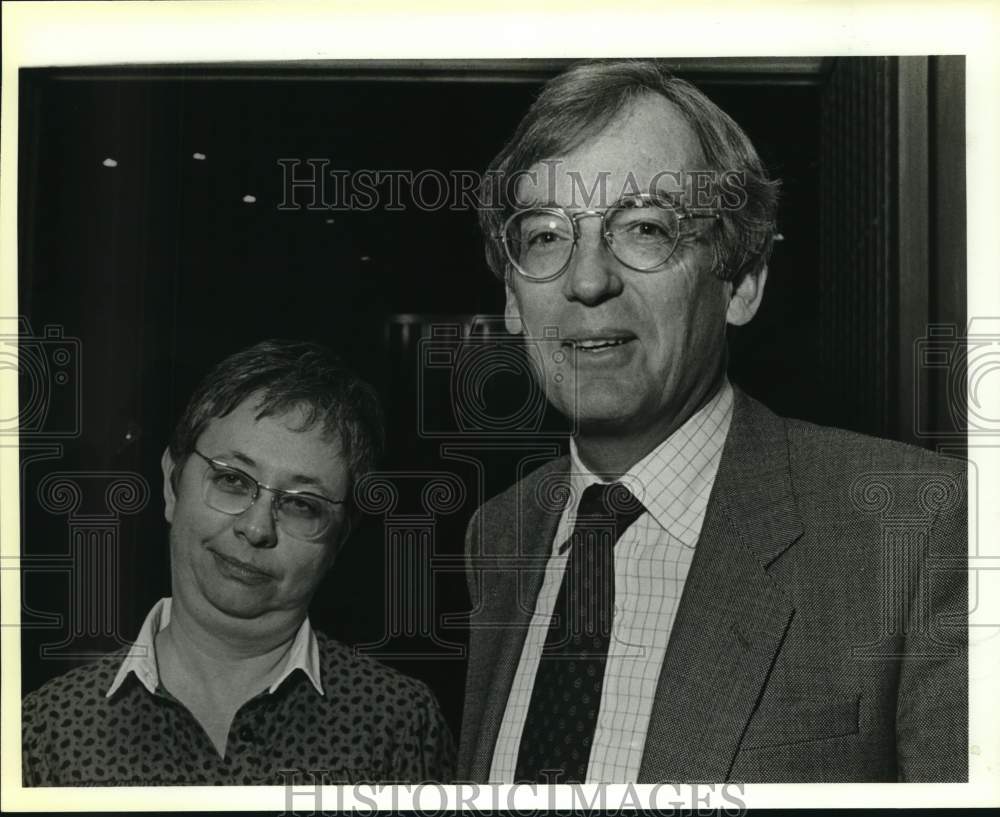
[547,382,635,422]
[574,414,637,437]
[568,399,643,435]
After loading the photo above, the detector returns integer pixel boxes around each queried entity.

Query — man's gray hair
[478,59,780,286]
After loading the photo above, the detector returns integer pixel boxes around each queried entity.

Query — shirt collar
[106,597,325,698]
[567,379,734,549]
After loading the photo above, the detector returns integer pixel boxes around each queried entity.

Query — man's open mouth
[564,334,636,352]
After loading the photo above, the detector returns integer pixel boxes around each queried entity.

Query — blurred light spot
[773,232,785,242]
[325,218,335,224]
[102,158,118,168]
[193,152,206,160]
[360,255,371,262]
[242,195,256,204]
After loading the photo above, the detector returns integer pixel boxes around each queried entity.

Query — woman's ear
[161,448,178,524]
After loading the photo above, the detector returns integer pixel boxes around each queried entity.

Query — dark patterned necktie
[514,482,645,784]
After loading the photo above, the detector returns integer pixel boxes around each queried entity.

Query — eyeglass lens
[202,464,333,540]
[505,198,682,279]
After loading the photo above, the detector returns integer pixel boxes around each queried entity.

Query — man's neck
[573,377,726,480]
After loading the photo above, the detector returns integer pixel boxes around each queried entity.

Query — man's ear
[504,283,524,335]
[161,447,178,524]
[726,265,768,327]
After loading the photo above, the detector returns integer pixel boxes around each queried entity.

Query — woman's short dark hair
[478,59,780,286]
[168,340,384,493]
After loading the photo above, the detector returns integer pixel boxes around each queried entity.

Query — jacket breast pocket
[739,693,861,750]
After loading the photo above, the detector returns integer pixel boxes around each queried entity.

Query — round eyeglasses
[193,450,345,541]
[498,193,721,282]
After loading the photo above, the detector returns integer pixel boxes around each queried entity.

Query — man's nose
[233,494,279,548]
[561,219,624,305]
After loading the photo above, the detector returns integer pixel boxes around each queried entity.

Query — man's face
[162,396,350,627]
[504,94,763,440]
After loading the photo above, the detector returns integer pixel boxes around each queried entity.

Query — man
[458,60,967,783]
[23,340,454,785]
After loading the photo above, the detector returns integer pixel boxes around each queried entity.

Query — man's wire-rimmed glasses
[498,192,721,282]
[192,449,345,541]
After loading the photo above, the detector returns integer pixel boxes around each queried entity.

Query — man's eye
[525,229,568,247]
[515,213,571,250]
[621,220,673,241]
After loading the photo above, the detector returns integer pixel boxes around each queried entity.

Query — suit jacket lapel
[638,390,803,782]
[465,457,570,781]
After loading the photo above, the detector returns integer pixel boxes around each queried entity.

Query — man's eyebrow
[515,190,687,210]
[650,189,685,206]
[218,451,330,492]
[513,195,557,209]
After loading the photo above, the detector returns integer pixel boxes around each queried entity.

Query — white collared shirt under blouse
[106,596,324,698]
[489,380,734,783]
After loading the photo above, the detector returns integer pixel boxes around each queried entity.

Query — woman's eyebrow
[221,450,333,493]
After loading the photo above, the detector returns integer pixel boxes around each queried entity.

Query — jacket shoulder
[731,391,966,539]
[775,413,967,536]
[735,388,964,476]
[782,414,966,476]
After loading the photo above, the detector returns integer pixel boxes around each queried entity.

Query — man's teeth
[575,338,627,350]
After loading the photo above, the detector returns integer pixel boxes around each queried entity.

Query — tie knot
[554,483,645,558]
[578,482,644,525]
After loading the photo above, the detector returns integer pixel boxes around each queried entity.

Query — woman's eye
[282,497,323,518]
[213,471,251,493]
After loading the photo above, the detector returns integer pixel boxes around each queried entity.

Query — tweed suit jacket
[457,389,967,783]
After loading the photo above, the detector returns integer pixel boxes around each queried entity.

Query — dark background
[17,58,966,738]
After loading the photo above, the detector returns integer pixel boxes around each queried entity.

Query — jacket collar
[637,388,803,781]
[711,387,804,568]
